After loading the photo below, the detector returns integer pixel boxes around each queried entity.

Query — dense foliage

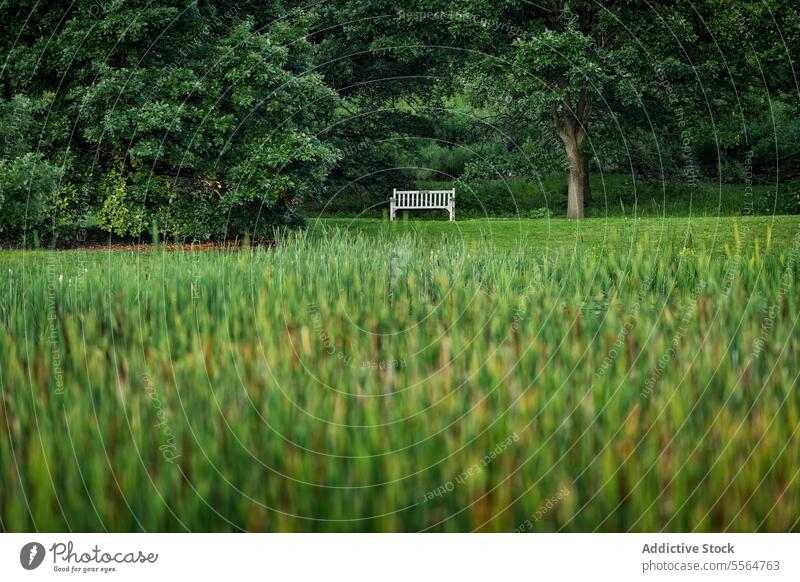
[0,1,338,242]
[1,1,799,242]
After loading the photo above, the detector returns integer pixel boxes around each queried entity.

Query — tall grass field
[1,218,799,532]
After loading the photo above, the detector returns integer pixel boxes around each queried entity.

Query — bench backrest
[392,189,454,208]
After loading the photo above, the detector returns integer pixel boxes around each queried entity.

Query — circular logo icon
[20,542,46,570]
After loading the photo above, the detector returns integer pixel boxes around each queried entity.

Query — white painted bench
[390,188,455,221]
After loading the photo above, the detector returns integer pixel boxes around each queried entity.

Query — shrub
[461,149,528,181]
[416,177,556,217]
[96,165,146,237]
[754,184,800,215]
[0,153,64,238]
[528,207,551,219]
[406,143,475,180]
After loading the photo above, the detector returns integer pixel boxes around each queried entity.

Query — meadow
[1,215,799,532]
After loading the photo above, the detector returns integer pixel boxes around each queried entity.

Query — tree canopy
[1,1,798,242]
[1,0,337,241]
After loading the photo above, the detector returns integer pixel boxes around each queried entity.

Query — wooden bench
[390,188,455,221]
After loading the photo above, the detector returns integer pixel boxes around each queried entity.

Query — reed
[1,225,798,531]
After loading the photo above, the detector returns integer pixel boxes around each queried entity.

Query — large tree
[459,0,788,218]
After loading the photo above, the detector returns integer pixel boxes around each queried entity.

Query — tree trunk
[563,136,586,219]
[583,153,592,207]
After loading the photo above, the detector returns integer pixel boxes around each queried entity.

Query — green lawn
[309,173,784,219]
[310,215,800,256]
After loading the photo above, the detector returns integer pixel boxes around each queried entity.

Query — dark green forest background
[1,0,798,244]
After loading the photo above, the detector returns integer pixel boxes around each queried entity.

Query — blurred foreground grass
[1,217,799,531]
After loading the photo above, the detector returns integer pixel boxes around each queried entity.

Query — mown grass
[311,215,800,258]
[1,219,798,532]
